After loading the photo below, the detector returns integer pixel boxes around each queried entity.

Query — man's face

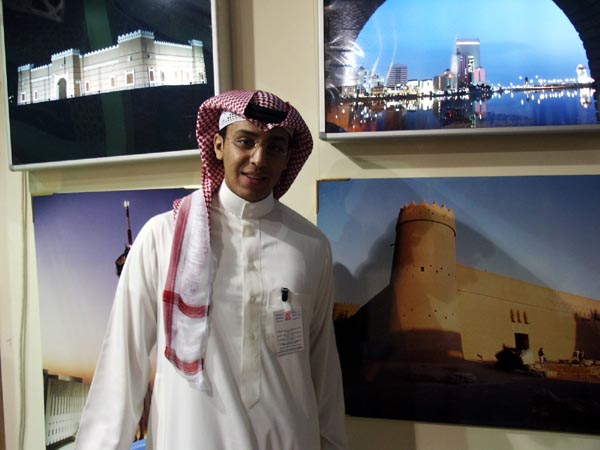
[214,120,290,202]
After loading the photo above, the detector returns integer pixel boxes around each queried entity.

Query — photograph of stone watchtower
[318,176,600,435]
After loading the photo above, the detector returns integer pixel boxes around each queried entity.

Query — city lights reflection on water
[326,88,598,132]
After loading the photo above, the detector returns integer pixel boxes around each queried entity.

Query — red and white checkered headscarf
[163,90,313,389]
[197,89,313,209]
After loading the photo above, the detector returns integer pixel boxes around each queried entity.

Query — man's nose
[249,144,268,166]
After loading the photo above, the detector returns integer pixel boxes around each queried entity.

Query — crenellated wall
[348,200,600,364]
[16,30,206,105]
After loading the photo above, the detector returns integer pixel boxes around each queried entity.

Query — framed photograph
[319,0,600,140]
[32,187,191,448]
[2,0,228,170]
[318,176,600,435]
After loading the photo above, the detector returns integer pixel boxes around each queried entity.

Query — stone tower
[388,200,463,360]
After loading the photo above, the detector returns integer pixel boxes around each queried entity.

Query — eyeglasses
[225,137,289,157]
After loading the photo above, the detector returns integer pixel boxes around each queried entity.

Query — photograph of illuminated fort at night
[2,0,215,167]
[318,176,600,435]
[322,0,598,133]
[16,29,206,105]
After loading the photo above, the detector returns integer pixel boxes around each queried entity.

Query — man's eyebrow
[232,129,259,137]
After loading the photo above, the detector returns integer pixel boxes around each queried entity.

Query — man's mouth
[243,172,267,181]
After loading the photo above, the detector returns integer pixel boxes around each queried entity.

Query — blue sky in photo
[33,188,190,381]
[354,0,589,85]
[317,176,600,305]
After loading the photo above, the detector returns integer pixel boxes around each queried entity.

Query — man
[75,90,348,450]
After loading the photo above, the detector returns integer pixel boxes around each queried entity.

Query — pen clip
[281,287,289,302]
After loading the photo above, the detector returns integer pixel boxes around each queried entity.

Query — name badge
[273,308,304,356]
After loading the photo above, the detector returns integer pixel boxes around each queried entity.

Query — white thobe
[75,182,348,450]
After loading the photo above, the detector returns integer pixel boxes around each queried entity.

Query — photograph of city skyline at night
[322,0,598,135]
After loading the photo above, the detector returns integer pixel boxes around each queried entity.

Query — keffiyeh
[162,90,313,389]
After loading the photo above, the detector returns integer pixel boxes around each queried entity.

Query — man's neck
[217,182,274,219]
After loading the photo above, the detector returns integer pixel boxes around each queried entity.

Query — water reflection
[325,87,598,132]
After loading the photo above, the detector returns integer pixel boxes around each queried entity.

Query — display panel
[320,0,599,140]
[2,0,223,169]
[318,176,600,435]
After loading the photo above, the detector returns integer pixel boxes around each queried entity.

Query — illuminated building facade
[386,64,408,88]
[17,30,206,105]
[454,38,483,87]
[433,69,457,93]
[576,64,594,84]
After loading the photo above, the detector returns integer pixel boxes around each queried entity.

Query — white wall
[2,0,600,449]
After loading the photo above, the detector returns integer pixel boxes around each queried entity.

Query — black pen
[281,287,289,302]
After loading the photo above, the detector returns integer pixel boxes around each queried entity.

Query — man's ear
[214,133,224,161]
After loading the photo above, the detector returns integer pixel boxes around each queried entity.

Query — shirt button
[247,261,255,271]
[249,333,256,341]
[249,296,256,304]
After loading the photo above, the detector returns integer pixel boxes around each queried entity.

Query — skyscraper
[454,38,482,87]
[386,64,408,88]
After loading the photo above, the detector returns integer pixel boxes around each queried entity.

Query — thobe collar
[216,181,275,220]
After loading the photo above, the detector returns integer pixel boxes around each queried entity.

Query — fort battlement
[117,30,155,43]
[16,28,206,106]
[83,45,118,58]
[51,48,81,60]
[30,65,50,73]
[398,200,456,235]
[156,40,195,50]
